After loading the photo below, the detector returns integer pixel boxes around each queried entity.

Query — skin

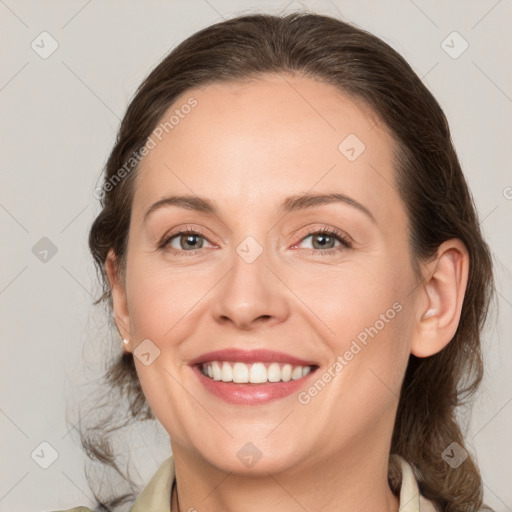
[106,73,469,512]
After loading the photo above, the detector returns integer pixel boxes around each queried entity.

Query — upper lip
[188,348,318,367]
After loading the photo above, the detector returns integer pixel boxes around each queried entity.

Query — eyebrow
[143,192,377,225]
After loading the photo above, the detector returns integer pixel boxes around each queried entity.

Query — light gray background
[1,1,511,511]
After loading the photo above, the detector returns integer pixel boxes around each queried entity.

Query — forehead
[132,74,402,226]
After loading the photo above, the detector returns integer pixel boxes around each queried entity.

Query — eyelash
[292,226,353,255]
[159,226,353,256]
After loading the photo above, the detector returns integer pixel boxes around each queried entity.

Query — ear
[105,249,132,353]
[410,239,469,358]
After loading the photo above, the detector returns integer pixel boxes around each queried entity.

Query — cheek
[125,256,215,342]
[304,254,413,389]
[304,259,406,340]
[123,259,209,442]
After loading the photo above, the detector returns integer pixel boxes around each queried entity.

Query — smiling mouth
[199,361,318,384]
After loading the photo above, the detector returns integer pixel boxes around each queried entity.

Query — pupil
[314,234,333,249]
[183,235,202,249]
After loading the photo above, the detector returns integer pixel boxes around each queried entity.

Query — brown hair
[80,11,495,511]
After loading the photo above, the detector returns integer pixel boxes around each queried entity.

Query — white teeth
[221,362,232,382]
[201,361,314,384]
[232,362,249,383]
[291,366,303,380]
[302,366,311,377]
[249,363,267,383]
[267,362,281,382]
[212,361,222,381]
[281,364,292,382]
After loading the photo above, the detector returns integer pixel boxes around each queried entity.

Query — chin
[193,438,304,476]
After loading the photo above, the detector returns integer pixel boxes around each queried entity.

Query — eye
[295,227,352,254]
[159,226,352,256]
[160,230,214,254]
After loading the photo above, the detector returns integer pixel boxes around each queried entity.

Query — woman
[57,11,495,512]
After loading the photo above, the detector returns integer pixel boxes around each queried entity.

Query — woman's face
[114,74,422,474]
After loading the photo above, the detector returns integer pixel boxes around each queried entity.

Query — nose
[210,242,290,331]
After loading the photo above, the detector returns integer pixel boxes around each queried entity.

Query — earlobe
[105,249,132,352]
[410,239,469,358]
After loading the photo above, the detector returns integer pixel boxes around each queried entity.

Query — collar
[129,454,438,512]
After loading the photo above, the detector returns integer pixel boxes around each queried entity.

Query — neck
[170,442,399,512]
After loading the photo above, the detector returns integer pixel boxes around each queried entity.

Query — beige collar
[394,455,438,512]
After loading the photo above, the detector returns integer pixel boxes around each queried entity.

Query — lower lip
[191,365,317,405]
